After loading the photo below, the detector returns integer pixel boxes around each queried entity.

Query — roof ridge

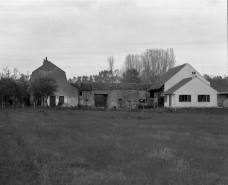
[32,58,65,74]
[150,64,187,90]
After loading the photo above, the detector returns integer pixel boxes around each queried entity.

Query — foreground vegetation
[1,108,228,185]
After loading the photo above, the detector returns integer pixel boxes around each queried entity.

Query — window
[164,96,167,102]
[118,99,123,107]
[59,96,64,104]
[79,92,82,96]
[179,95,191,102]
[150,91,155,98]
[198,95,210,102]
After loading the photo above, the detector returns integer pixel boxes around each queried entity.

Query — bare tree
[124,54,142,73]
[140,48,176,83]
[107,56,115,83]
[124,48,176,84]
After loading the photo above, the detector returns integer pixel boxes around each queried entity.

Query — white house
[164,77,217,107]
[149,63,218,108]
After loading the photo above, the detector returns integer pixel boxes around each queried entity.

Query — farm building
[71,83,151,109]
[208,79,228,107]
[30,57,78,107]
[148,63,218,108]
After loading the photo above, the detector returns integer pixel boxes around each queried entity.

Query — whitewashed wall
[171,77,217,108]
[164,95,175,107]
[47,95,78,107]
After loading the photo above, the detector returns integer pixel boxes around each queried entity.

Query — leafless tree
[124,54,142,73]
[140,48,176,83]
[123,49,176,84]
[107,56,115,83]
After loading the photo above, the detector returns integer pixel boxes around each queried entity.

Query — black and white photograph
[0,0,227,184]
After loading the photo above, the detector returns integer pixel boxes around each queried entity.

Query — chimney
[43,57,48,64]
[192,71,196,79]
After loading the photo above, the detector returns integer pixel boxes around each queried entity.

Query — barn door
[94,94,107,107]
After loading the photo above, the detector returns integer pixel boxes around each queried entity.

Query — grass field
[1,107,228,185]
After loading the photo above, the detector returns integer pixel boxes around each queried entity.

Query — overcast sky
[0,0,227,79]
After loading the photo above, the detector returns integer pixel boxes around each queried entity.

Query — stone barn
[72,83,151,109]
[30,57,78,107]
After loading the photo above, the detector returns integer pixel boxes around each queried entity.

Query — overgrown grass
[0,108,228,184]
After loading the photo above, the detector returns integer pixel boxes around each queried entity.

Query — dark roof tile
[71,83,152,91]
[207,79,228,93]
[32,60,65,74]
[164,77,192,95]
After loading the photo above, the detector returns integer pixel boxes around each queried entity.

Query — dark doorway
[50,96,56,106]
[158,95,164,107]
[150,91,155,98]
[94,94,107,107]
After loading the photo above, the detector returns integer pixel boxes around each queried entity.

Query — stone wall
[78,89,149,108]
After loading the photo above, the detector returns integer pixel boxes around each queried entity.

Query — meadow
[0,107,228,185]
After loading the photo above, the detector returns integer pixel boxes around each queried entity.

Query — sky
[0,0,227,79]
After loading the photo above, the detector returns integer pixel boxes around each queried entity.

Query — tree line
[204,74,227,80]
[69,48,176,84]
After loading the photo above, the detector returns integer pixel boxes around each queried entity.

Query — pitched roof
[149,64,187,90]
[71,82,152,91]
[207,79,228,93]
[32,58,65,74]
[164,77,192,95]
